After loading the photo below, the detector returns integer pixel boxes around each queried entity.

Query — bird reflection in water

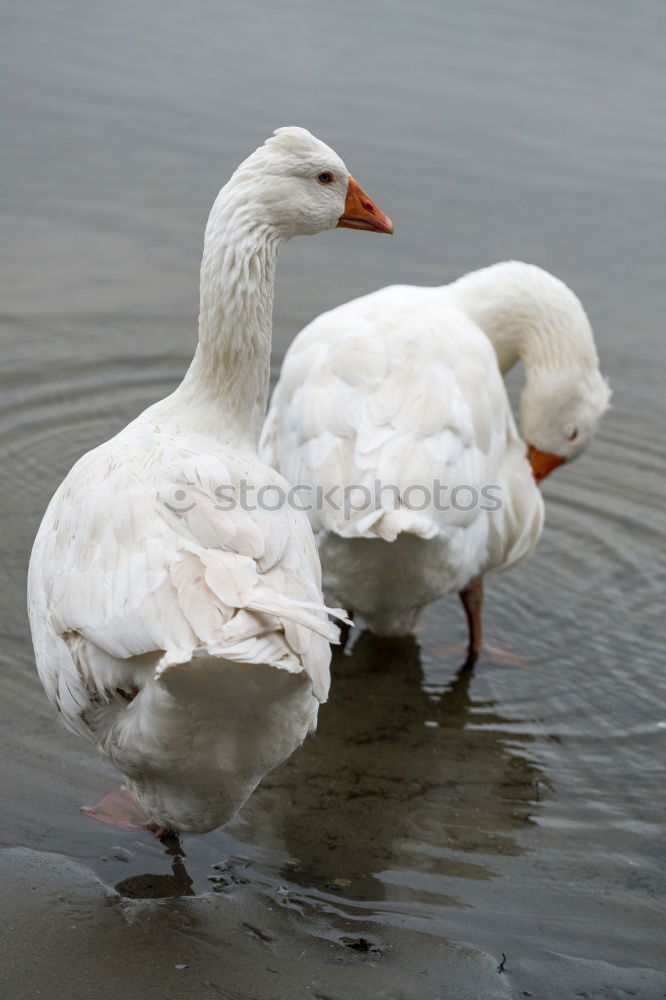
[244,631,547,904]
[114,835,194,899]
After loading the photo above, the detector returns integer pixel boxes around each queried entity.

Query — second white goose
[261,261,610,663]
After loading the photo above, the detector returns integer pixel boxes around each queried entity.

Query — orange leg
[459,575,484,670]
[432,577,525,670]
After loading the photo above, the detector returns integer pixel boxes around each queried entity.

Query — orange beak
[337,176,393,234]
[527,444,567,484]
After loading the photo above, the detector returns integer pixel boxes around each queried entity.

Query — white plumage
[27,127,391,834]
[29,434,336,832]
[261,262,610,649]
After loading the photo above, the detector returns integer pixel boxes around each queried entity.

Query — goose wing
[262,298,515,544]
[28,425,337,739]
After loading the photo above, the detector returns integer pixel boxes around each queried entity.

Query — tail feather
[247,586,349,640]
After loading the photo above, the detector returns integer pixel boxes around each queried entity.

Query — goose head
[221,126,393,239]
[520,366,611,482]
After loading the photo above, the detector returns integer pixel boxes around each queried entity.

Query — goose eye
[317,171,334,185]
[567,428,579,442]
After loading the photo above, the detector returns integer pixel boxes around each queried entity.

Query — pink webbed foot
[431,642,527,671]
[476,642,526,669]
[81,787,177,839]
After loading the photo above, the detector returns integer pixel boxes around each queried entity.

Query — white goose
[27,127,392,836]
[261,261,610,663]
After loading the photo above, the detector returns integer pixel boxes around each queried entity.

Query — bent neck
[171,190,284,449]
[451,261,600,378]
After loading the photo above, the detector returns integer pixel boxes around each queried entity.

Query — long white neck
[451,261,600,377]
[162,188,283,449]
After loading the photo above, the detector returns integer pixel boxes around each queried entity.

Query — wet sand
[2,0,666,996]
[3,845,664,1000]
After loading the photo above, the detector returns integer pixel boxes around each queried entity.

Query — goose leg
[459,575,483,670]
[454,577,526,669]
[81,786,177,839]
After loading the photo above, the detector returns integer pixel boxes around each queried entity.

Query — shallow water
[1,0,665,997]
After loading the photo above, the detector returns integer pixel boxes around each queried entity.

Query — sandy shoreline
[2,844,664,1000]
[0,846,510,1000]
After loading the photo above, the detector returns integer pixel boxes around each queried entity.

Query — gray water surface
[1,1,665,998]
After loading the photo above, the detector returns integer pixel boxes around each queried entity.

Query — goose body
[27,127,392,834]
[261,262,610,648]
